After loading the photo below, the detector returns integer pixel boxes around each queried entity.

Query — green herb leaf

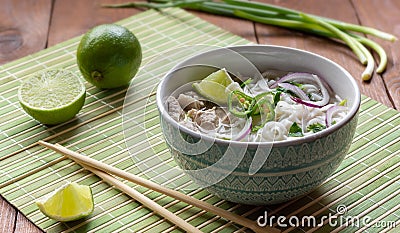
[251,124,263,132]
[276,87,286,93]
[307,122,326,133]
[288,122,303,137]
[273,91,281,106]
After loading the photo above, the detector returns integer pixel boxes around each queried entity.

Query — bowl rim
[156,44,361,148]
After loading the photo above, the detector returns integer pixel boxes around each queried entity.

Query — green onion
[240,78,253,87]
[251,93,274,118]
[102,0,207,9]
[103,0,397,80]
[357,38,375,81]
[356,36,387,74]
[253,96,275,130]
[299,13,367,65]
[227,90,275,131]
[299,13,375,80]
[227,90,255,118]
[223,0,397,41]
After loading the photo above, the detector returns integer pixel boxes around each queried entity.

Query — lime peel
[36,182,94,222]
[192,68,238,104]
[77,24,142,89]
[18,69,86,125]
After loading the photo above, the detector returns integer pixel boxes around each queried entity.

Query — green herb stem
[233,10,328,36]
[223,0,299,15]
[356,36,387,73]
[228,90,255,118]
[222,0,397,41]
[354,38,375,81]
[102,0,397,80]
[102,0,207,9]
[203,1,278,17]
[234,10,382,80]
[188,3,233,16]
[299,13,367,65]
[321,18,397,42]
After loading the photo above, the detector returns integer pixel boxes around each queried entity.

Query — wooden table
[1,0,398,232]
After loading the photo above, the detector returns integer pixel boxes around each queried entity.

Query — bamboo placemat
[0,8,399,233]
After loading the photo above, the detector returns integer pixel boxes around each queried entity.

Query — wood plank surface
[191,11,257,42]
[14,213,43,233]
[0,0,399,232]
[0,196,17,232]
[0,0,52,64]
[256,0,395,108]
[352,0,400,109]
[0,1,53,231]
[47,0,143,46]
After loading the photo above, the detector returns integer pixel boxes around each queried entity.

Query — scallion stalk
[103,0,397,81]
[102,0,207,9]
[299,13,367,65]
[354,38,375,81]
[223,0,397,41]
[356,36,387,73]
[232,10,387,75]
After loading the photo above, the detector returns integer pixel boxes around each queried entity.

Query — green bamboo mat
[0,8,399,233]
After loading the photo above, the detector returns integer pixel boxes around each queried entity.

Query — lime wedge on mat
[192,68,235,104]
[36,182,94,222]
[18,69,86,125]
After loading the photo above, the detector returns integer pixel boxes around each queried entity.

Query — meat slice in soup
[166,69,348,142]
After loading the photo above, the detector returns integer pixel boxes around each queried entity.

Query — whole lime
[77,24,142,89]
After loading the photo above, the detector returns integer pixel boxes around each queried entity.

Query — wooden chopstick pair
[38,140,280,233]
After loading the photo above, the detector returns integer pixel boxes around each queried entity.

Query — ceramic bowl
[156,45,360,205]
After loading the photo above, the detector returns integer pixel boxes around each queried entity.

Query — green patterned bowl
[156,45,360,205]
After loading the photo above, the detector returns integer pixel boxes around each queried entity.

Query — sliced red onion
[325,105,348,127]
[309,92,323,101]
[318,75,335,98]
[270,72,317,88]
[312,74,330,106]
[278,82,310,101]
[272,72,330,107]
[232,117,252,141]
[291,96,325,108]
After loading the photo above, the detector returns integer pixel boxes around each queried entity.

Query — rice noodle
[167,70,348,142]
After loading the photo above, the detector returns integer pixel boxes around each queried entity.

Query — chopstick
[80,163,202,233]
[38,140,280,233]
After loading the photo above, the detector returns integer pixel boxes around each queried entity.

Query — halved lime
[18,69,86,125]
[192,68,235,104]
[36,182,94,222]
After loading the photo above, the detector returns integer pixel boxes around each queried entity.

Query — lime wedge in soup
[192,68,236,105]
[36,182,94,222]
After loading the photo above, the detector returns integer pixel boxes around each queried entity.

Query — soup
[166,69,347,142]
